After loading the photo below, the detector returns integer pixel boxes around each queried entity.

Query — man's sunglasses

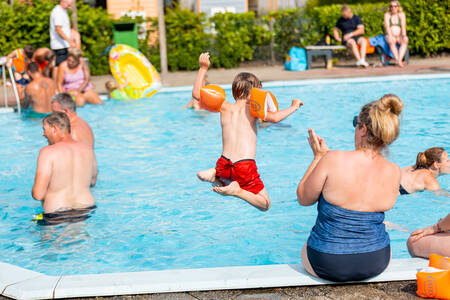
[353,116,359,128]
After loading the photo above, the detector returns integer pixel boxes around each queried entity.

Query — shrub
[402,0,450,55]
[267,8,320,58]
[76,2,113,75]
[209,12,271,68]
[143,7,211,71]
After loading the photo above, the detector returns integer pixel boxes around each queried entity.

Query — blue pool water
[0,75,449,276]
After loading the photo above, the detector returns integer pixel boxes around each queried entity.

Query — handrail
[7,67,21,114]
[0,56,21,113]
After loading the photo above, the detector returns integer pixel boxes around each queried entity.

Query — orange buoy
[199,84,226,112]
[429,254,450,270]
[416,254,450,299]
[416,269,450,299]
[249,88,279,120]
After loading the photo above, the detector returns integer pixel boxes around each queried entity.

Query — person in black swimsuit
[333,5,369,67]
[399,147,449,195]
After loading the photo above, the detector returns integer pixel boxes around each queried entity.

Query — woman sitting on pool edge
[57,48,102,106]
[399,147,449,195]
[297,94,404,282]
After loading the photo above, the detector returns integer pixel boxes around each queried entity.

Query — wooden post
[71,0,78,32]
[157,0,168,84]
[197,0,201,13]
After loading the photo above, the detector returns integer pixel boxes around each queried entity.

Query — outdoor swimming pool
[0,75,448,276]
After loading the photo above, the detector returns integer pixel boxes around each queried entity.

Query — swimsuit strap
[389,14,400,27]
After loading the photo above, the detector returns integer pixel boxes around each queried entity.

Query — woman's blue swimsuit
[307,194,390,282]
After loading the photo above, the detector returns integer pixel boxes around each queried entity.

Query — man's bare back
[71,116,94,147]
[33,113,97,214]
[24,64,55,114]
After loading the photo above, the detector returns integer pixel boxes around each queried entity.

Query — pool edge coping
[1,258,427,299]
[157,72,450,93]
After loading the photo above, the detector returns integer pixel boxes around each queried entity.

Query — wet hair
[45,50,55,62]
[51,92,76,113]
[68,47,82,64]
[43,112,71,134]
[232,72,262,100]
[358,94,404,148]
[105,80,118,92]
[341,4,351,12]
[27,62,39,73]
[414,147,445,170]
[23,45,36,59]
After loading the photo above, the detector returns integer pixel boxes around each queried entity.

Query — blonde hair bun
[377,94,404,116]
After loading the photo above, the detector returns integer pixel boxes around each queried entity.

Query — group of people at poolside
[4,0,102,116]
[334,1,409,67]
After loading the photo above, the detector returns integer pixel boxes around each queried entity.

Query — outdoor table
[305,45,347,70]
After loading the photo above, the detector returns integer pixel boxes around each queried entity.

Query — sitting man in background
[32,112,97,224]
[22,62,55,118]
[333,5,369,67]
[51,92,94,147]
[407,214,450,258]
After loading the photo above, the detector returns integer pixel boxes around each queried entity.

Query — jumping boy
[192,53,303,211]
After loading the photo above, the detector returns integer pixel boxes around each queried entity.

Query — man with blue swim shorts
[32,112,97,224]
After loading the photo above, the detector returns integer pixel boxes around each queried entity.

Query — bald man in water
[51,92,95,147]
[32,112,97,214]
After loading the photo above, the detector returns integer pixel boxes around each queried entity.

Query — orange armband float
[249,88,279,120]
[199,84,226,112]
[416,254,450,299]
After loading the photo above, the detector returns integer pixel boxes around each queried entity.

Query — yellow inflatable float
[109,44,161,99]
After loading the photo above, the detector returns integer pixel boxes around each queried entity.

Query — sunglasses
[353,116,359,128]
[390,4,398,7]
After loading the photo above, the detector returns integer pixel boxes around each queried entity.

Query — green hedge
[0,0,112,75]
[209,12,271,68]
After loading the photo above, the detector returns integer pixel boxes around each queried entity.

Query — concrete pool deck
[0,258,428,299]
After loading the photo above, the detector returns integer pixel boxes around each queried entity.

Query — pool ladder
[0,56,21,114]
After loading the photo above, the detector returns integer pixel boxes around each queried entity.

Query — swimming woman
[399,147,449,195]
[297,94,404,282]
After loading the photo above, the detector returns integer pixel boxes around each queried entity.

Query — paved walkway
[0,280,419,299]
[1,56,449,107]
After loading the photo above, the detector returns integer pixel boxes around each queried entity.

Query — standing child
[192,53,303,211]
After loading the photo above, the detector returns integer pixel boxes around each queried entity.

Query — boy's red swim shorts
[215,155,265,195]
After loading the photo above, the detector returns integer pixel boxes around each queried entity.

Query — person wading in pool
[51,92,94,147]
[22,62,55,117]
[399,147,449,195]
[193,53,303,211]
[32,112,97,214]
[297,94,404,282]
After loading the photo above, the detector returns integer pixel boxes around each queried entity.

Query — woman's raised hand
[307,128,330,159]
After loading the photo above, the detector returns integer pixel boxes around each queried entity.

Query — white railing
[0,56,21,114]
